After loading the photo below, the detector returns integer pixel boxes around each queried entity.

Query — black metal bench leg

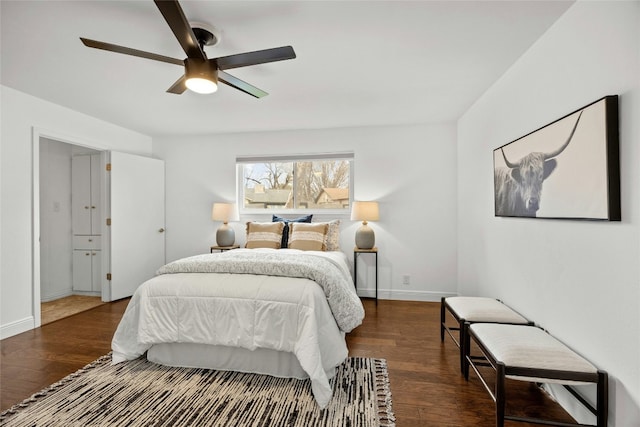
[597,370,608,427]
[463,322,471,380]
[496,363,506,427]
[440,297,446,342]
[459,318,466,373]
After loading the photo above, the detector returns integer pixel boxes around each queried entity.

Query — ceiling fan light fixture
[184,58,218,94]
[186,77,218,94]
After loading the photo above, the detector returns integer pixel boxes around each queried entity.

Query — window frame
[236,152,354,216]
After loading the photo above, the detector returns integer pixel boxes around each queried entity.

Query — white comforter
[111,249,364,408]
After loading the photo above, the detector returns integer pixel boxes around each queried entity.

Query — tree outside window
[238,155,352,212]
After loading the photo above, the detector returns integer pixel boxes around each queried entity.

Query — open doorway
[39,137,105,323]
[33,129,165,328]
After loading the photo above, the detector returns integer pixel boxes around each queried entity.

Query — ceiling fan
[80,0,296,98]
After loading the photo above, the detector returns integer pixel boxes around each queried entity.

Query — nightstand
[210,244,240,253]
[353,247,378,303]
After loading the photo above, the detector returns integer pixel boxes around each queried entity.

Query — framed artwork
[493,95,620,220]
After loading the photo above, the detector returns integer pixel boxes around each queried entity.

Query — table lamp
[212,203,238,247]
[350,201,379,249]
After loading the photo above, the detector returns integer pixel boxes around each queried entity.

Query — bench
[440,296,532,372]
[464,323,608,427]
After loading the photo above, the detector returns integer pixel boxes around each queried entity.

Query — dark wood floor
[0,299,128,410]
[0,299,576,426]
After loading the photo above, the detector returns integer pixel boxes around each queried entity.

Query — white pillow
[313,219,341,251]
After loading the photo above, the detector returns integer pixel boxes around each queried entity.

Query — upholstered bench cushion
[445,297,529,323]
[470,323,598,383]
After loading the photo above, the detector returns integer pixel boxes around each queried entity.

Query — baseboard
[356,288,457,302]
[541,384,598,425]
[72,291,101,297]
[41,289,73,303]
[1,316,35,340]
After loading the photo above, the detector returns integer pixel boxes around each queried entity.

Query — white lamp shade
[212,203,238,223]
[350,201,379,222]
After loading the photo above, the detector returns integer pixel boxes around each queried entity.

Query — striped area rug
[1,354,395,427]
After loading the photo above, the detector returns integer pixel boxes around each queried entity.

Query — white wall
[153,123,458,301]
[457,1,640,425]
[0,85,153,338]
[39,138,74,301]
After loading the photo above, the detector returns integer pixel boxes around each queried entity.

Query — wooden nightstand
[353,247,378,303]
[210,244,240,253]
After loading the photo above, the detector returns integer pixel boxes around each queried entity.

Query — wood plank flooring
[0,298,577,426]
[0,299,129,410]
[41,295,105,325]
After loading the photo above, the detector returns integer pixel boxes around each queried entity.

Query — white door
[72,250,93,292]
[91,250,102,292]
[90,154,102,235]
[107,151,165,301]
[71,156,92,235]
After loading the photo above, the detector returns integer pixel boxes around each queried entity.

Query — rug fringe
[374,358,396,427]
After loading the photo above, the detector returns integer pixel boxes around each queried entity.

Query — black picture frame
[493,95,620,220]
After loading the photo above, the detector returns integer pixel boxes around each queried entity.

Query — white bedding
[111,249,364,408]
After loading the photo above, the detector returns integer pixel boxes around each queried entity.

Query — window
[237,152,353,213]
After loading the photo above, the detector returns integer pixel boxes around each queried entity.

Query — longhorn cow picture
[493,95,620,221]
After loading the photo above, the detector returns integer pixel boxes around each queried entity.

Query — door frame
[31,127,109,327]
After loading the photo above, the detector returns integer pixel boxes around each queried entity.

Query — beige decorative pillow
[313,219,341,251]
[245,222,285,249]
[288,223,329,251]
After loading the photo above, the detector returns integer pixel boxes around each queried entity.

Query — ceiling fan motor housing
[184,58,218,82]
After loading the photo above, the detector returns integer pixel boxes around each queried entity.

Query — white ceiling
[1,0,573,137]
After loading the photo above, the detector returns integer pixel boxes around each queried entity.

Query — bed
[111,247,365,408]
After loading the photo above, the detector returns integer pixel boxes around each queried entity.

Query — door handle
[158,228,165,233]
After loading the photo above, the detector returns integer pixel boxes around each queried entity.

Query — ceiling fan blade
[166,75,187,94]
[154,0,206,61]
[218,71,268,98]
[215,46,296,70]
[80,38,184,66]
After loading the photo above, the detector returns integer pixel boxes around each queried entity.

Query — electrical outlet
[402,275,410,285]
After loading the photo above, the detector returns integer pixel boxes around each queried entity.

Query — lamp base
[216,224,235,247]
[355,223,375,250]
